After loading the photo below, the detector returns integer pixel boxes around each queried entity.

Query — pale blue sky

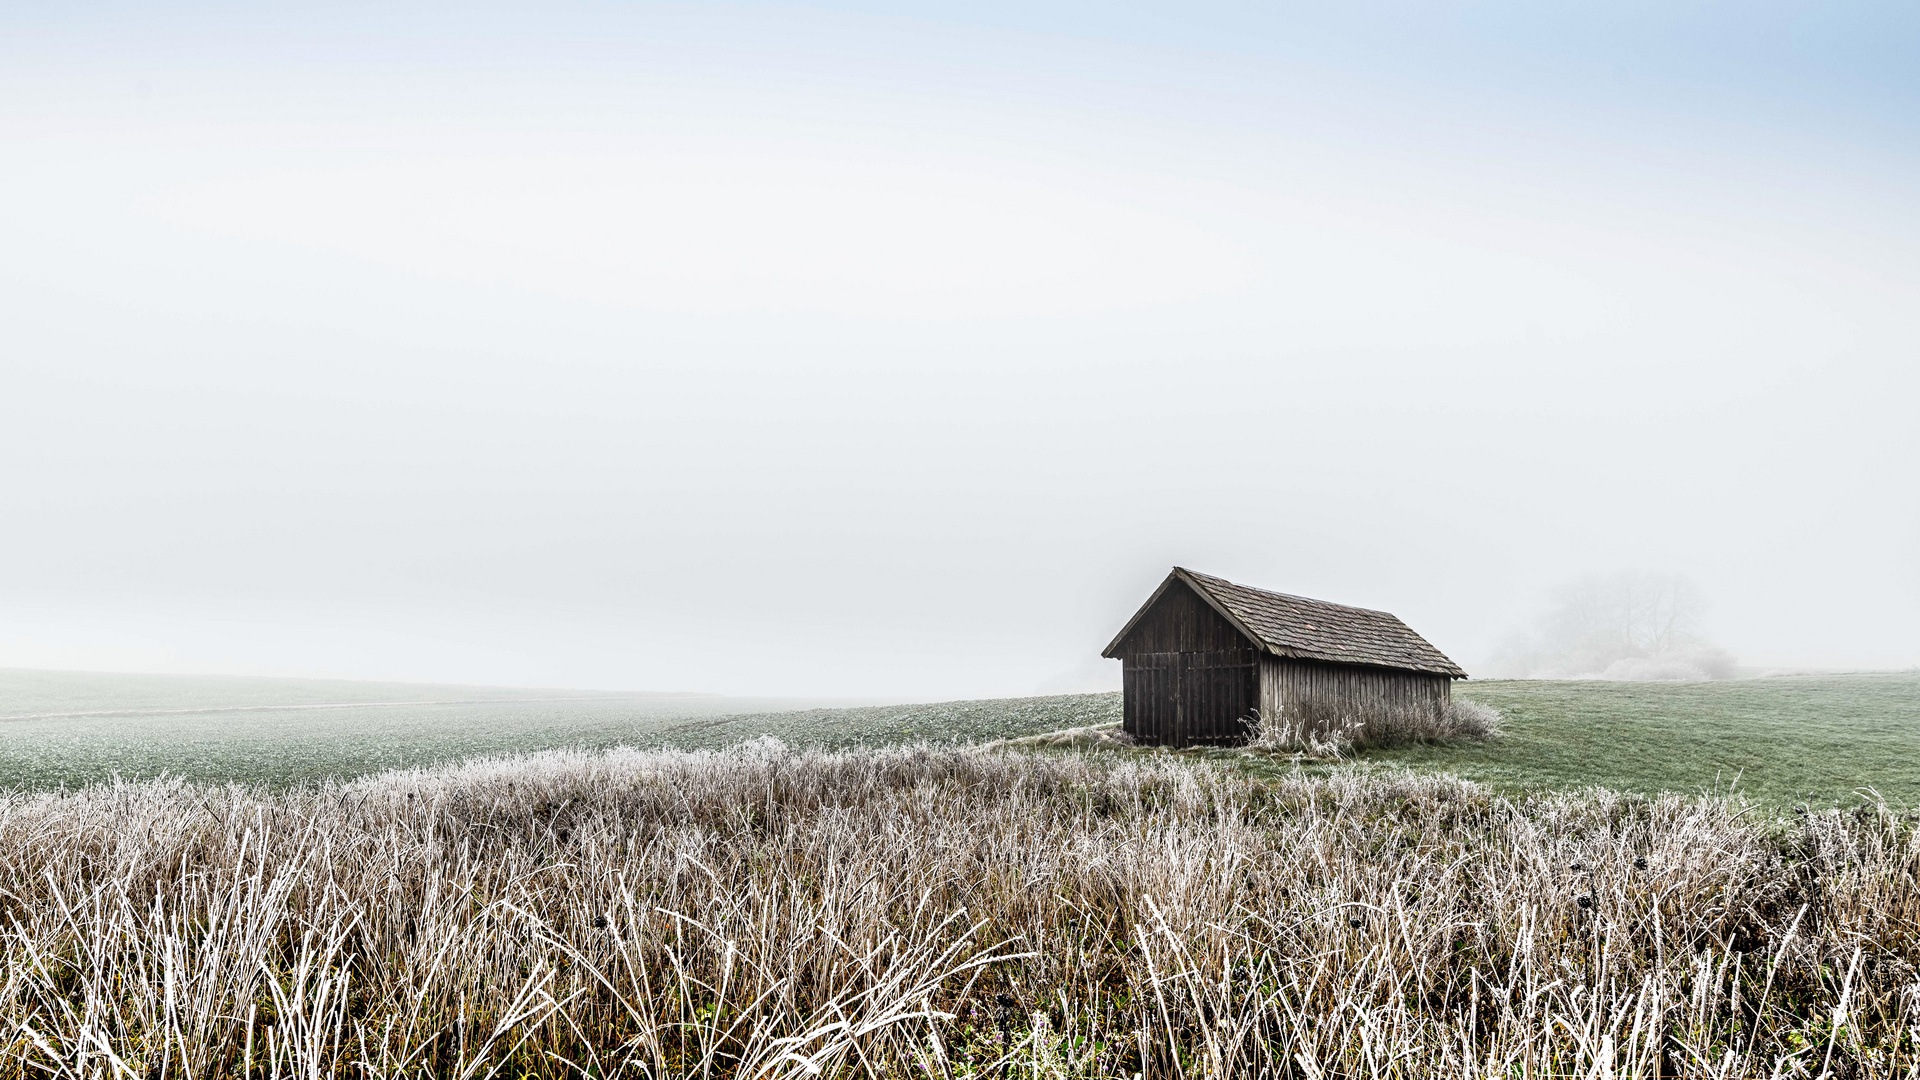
[2,2,1915,695]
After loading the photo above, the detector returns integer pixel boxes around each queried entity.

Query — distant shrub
[1599,644,1741,682]
[1485,571,1741,680]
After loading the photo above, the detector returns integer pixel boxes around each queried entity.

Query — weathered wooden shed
[1101,567,1467,747]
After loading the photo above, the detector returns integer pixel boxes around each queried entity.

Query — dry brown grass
[0,739,1915,1078]
[1250,699,1503,754]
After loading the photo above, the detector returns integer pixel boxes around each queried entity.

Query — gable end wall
[1116,580,1258,746]
[1113,579,1249,655]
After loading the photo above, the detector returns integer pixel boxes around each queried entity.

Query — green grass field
[1019,673,1920,809]
[2,667,1914,805]
[0,668,1110,789]
[1417,671,1920,807]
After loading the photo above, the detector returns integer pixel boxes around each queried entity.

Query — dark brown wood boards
[1112,580,1260,746]
[1121,650,1258,746]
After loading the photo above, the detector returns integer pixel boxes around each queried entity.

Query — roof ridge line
[1177,567,1398,618]
[1110,567,1466,678]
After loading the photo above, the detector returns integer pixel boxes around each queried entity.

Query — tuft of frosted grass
[1438,697,1502,738]
[1250,698,1502,754]
[0,741,1913,1077]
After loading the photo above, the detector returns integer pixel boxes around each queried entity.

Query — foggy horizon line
[3,660,1912,708]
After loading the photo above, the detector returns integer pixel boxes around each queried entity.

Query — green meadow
[0,668,1110,789]
[1413,670,1920,807]
[1,667,1914,806]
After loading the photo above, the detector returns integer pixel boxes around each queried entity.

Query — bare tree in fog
[1490,571,1738,680]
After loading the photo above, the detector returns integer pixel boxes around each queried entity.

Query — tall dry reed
[0,739,1914,1078]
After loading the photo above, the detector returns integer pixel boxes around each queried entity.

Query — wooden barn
[1102,567,1467,747]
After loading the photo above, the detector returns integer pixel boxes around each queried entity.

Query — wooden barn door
[1123,653,1178,744]
[1127,650,1257,746]
[1178,650,1258,745]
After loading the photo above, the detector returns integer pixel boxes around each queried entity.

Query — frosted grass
[1,742,1916,1077]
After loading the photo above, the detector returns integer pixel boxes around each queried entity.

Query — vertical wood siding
[1112,581,1247,654]
[1116,581,1257,746]
[1122,650,1257,747]
[1256,656,1452,736]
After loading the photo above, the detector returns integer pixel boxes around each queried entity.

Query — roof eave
[1170,567,1272,651]
[1099,570,1182,658]
[1262,648,1469,679]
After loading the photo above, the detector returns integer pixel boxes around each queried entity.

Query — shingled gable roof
[1102,567,1468,678]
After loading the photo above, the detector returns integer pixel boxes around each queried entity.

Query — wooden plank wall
[1122,653,1178,743]
[1116,581,1258,746]
[1180,651,1259,744]
[1112,581,1246,653]
[1257,656,1452,736]
[1123,650,1257,746]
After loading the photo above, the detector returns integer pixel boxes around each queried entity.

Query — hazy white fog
[1487,571,1740,682]
[2,3,1916,697]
